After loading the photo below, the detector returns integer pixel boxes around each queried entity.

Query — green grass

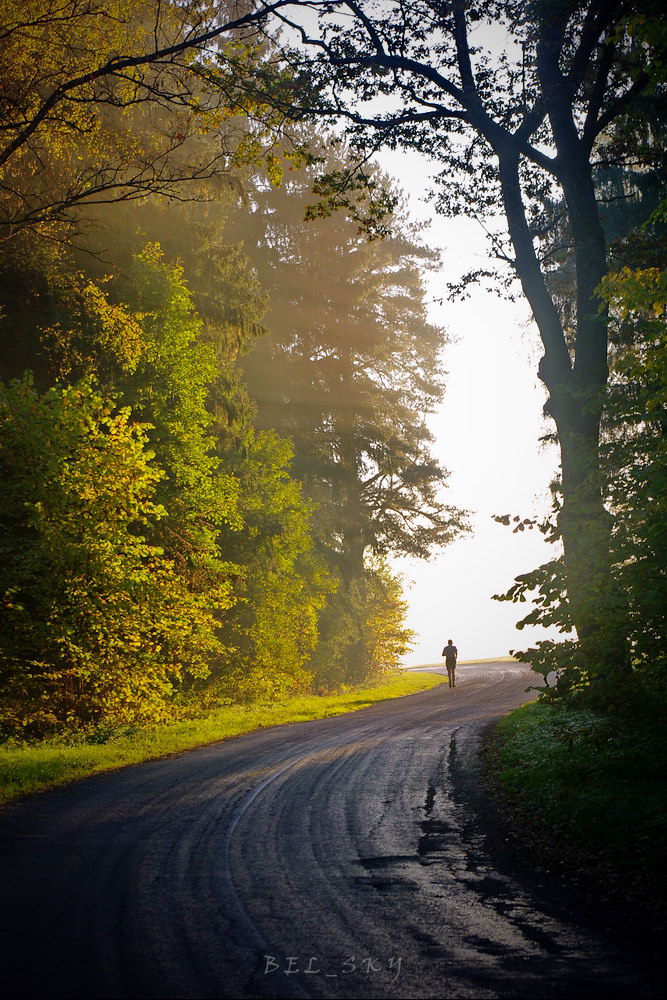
[458,656,518,664]
[407,656,517,668]
[0,671,446,805]
[485,700,667,917]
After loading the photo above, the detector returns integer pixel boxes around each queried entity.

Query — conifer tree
[223,152,467,680]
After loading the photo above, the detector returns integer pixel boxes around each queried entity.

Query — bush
[0,377,231,736]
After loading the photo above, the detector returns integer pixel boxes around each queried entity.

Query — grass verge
[483,700,667,922]
[407,656,517,668]
[0,671,446,805]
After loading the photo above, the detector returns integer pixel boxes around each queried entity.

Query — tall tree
[212,428,334,699]
[44,243,244,577]
[232,0,665,687]
[225,154,465,576]
[222,150,465,681]
[163,203,335,699]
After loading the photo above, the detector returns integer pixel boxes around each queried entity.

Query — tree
[233,0,666,686]
[38,197,340,699]
[225,153,465,574]
[494,260,667,705]
[308,557,414,687]
[43,243,244,583]
[221,150,465,681]
[0,377,233,736]
[212,428,334,700]
[0,0,311,241]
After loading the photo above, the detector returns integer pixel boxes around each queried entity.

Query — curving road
[0,661,660,1000]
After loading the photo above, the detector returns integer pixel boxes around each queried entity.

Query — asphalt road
[0,661,660,1000]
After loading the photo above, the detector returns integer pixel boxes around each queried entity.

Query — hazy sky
[379,149,565,663]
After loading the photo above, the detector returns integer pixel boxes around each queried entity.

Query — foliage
[228,152,467,569]
[599,264,667,701]
[1,191,348,728]
[1,5,483,730]
[0,377,232,737]
[492,506,583,699]
[126,207,337,701]
[0,0,314,241]
[42,274,145,384]
[488,700,667,917]
[304,162,400,241]
[43,243,243,582]
[0,244,254,735]
[126,244,243,546]
[211,428,334,702]
[309,561,414,689]
[234,0,667,681]
[221,149,464,679]
[361,562,416,678]
[495,263,667,708]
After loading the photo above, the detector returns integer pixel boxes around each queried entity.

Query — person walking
[442,639,458,688]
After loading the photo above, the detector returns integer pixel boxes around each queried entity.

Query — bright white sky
[379,149,565,663]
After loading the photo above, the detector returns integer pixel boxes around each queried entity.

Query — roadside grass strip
[488,701,667,913]
[0,671,446,804]
[409,657,517,668]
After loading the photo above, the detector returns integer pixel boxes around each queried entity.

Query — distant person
[442,639,458,688]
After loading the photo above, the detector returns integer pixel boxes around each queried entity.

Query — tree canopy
[0,0,311,240]
[225,0,667,696]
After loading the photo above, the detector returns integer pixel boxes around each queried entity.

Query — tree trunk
[496,146,629,685]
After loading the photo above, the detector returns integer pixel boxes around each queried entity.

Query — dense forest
[1,1,666,744]
[0,4,468,737]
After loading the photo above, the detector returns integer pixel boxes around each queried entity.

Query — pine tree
[224,152,467,680]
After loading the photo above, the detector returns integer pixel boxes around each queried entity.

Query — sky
[378,149,565,664]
